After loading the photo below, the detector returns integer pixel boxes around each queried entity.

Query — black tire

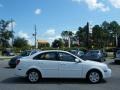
[27,69,41,83]
[86,70,102,84]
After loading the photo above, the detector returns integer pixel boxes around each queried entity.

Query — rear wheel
[27,70,41,83]
[87,70,102,84]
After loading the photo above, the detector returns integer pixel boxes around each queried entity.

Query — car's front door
[33,52,59,78]
[58,52,83,78]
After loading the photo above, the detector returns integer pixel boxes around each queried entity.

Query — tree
[13,37,30,50]
[61,31,73,47]
[0,19,14,48]
[101,21,113,47]
[92,25,104,48]
[52,38,63,48]
[109,21,120,46]
[76,23,91,48]
[109,21,120,34]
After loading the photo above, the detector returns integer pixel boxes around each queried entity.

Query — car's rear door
[33,51,59,78]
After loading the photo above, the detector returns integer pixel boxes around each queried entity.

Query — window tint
[20,51,31,56]
[31,51,37,55]
[59,52,75,62]
[33,52,57,61]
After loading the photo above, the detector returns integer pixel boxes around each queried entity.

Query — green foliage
[52,38,64,48]
[0,19,14,48]
[13,37,30,50]
[61,31,74,47]
[75,21,120,49]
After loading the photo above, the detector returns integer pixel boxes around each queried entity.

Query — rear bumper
[15,67,27,77]
[103,69,112,78]
[8,62,16,67]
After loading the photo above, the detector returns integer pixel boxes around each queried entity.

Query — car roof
[30,50,77,58]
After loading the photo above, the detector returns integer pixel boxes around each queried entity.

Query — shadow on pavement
[3,66,14,69]
[109,62,120,65]
[0,77,106,84]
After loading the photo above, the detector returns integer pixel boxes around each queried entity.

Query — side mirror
[75,58,80,63]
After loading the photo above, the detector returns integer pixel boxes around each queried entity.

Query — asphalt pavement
[0,59,120,90]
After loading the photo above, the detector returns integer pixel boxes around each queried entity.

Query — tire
[27,69,41,83]
[87,70,102,84]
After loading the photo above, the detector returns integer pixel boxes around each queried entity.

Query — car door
[58,52,83,78]
[33,52,59,78]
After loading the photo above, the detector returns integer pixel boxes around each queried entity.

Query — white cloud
[35,8,42,15]
[72,0,110,12]
[0,4,3,7]
[48,35,61,43]
[17,31,34,45]
[109,0,120,8]
[18,31,29,39]
[72,30,77,34]
[39,29,61,44]
[44,29,56,37]
[7,21,16,30]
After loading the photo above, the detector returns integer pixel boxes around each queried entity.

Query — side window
[59,52,75,62]
[33,52,57,61]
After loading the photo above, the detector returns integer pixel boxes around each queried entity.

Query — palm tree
[61,31,73,48]
[0,19,14,49]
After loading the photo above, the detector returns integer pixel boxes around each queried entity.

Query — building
[37,40,50,48]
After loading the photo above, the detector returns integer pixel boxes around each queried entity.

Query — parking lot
[0,59,120,90]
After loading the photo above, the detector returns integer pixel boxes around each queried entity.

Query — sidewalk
[0,56,14,60]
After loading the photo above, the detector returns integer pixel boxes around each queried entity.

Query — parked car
[2,50,15,56]
[82,50,106,62]
[69,50,84,58]
[114,50,120,63]
[113,48,120,58]
[15,50,111,83]
[8,50,40,68]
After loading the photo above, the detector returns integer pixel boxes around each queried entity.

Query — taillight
[16,60,20,66]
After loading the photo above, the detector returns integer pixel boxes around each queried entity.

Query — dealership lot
[0,59,120,90]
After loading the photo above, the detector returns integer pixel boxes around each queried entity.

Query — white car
[15,50,111,83]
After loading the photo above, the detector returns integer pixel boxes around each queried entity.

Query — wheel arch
[86,68,103,79]
[26,68,42,78]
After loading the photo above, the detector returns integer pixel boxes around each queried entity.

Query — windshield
[70,50,78,55]
[20,51,31,56]
[86,51,99,55]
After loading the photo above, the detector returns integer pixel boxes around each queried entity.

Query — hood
[83,60,107,67]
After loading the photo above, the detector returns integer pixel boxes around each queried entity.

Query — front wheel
[87,70,102,84]
[27,70,40,83]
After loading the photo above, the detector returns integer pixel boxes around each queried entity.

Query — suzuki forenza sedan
[15,50,111,83]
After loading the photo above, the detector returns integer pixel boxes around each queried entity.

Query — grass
[0,56,14,61]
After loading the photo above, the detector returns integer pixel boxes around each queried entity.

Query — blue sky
[0,0,120,45]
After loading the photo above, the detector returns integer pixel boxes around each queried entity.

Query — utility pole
[116,33,118,47]
[34,25,37,49]
[68,31,71,48]
[11,18,14,47]
[86,22,89,49]
[68,36,71,48]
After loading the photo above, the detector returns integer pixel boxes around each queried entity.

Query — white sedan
[15,50,111,83]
